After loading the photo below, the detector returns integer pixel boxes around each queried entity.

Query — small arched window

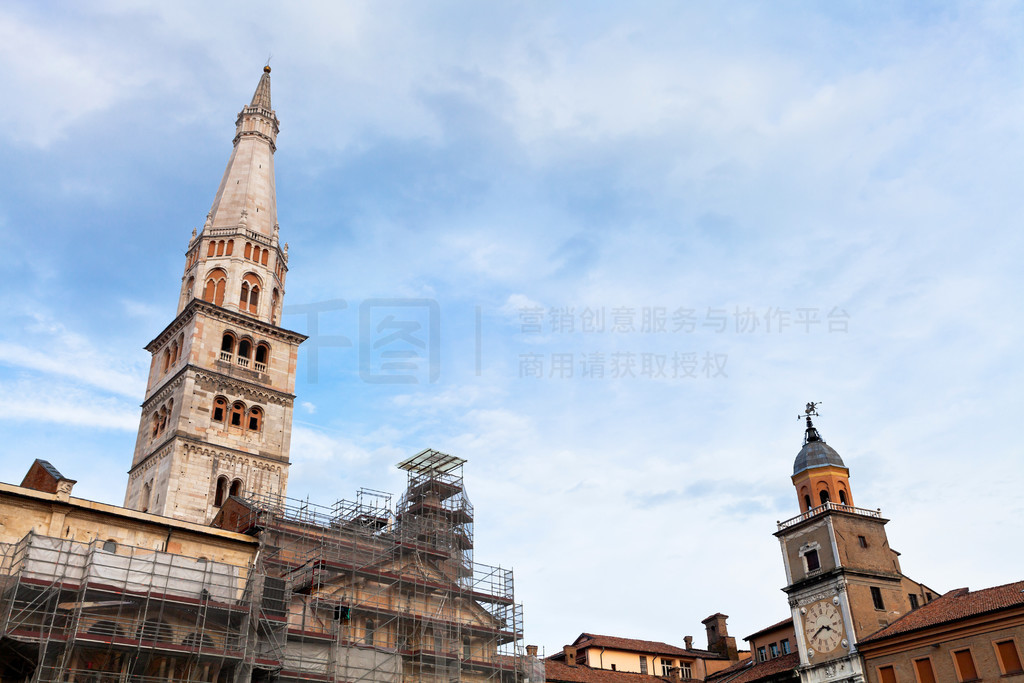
[226,239,234,256]
[169,341,178,367]
[261,250,269,266]
[216,240,225,256]
[214,475,228,507]
[241,273,262,314]
[244,242,252,260]
[175,334,184,361]
[803,494,812,510]
[238,339,252,360]
[203,268,227,307]
[229,479,243,497]
[365,618,376,645]
[212,396,227,423]
[208,241,216,257]
[838,490,848,505]
[230,402,245,427]
[184,276,195,303]
[247,406,263,432]
[140,481,151,513]
[271,289,280,324]
[253,246,262,263]
[161,348,171,373]
[819,490,830,505]
[255,343,270,367]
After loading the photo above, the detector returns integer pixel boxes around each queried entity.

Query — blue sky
[2,0,1023,654]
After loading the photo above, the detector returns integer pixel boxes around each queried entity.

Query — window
[230,479,243,497]
[247,406,263,432]
[877,665,897,683]
[952,649,978,681]
[214,476,228,507]
[610,664,616,672]
[913,658,936,683]
[230,402,245,426]
[996,639,1024,675]
[805,549,820,572]
[909,593,919,609]
[203,268,227,306]
[871,586,885,610]
[365,618,376,646]
[242,273,261,314]
[140,482,151,513]
[819,490,830,505]
[838,489,848,505]
[464,636,472,660]
[679,663,691,679]
[101,539,117,553]
[245,242,252,259]
[661,659,673,676]
[802,492,812,510]
[212,397,227,422]
[769,643,779,658]
[780,639,790,654]
[261,249,269,265]
[255,342,270,371]
[858,535,867,548]
[238,339,252,362]
[639,657,647,674]
[757,647,767,662]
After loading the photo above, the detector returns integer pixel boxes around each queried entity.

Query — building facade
[0,68,525,683]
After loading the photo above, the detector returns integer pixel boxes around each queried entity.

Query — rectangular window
[871,586,885,610]
[858,535,867,548]
[661,659,673,676]
[877,665,897,683]
[769,643,779,658]
[952,649,978,681]
[680,663,691,678]
[914,658,936,683]
[610,664,617,671]
[909,593,919,609]
[805,549,820,571]
[639,657,647,675]
[781,639,791,654]
[757,647,767,662]
[997,640,1024,675]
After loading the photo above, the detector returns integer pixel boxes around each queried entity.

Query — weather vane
[799,401,821,420]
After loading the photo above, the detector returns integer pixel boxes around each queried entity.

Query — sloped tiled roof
[567,633,723,659]
[859,580,1024,644]
[743,618,794,642]
[706,652,799,683]
[544,659,675,683]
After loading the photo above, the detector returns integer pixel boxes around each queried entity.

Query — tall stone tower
[125,67,306,524]
[775,406,913,683]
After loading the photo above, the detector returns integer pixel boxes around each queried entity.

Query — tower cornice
[146,298,307,352]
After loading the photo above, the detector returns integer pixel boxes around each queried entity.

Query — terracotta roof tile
[706,652,799,683]
[859,580,1024,644]
[743,618,794,642]
[543,659,675,683]
[569,633,722,659]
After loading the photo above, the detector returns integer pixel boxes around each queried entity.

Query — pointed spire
[251,65,273,110]
[204,67,280,238]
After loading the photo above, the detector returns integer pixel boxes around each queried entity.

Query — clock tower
[775,405,913,683]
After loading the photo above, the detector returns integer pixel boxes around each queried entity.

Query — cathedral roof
[792,417,846,476]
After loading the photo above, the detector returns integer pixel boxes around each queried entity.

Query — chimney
[526,645,539,658]
[684,636,693,650]
[564,645,577,667]
[701,613,739,661]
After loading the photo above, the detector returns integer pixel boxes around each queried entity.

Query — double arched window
[214,475,246,507]
[150,399,173,440]
[203,268,227,307]
[240,273,261,315]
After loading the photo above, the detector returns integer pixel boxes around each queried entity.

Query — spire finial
[799,401,823,444]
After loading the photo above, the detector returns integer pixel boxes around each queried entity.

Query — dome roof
[793,439,846,476]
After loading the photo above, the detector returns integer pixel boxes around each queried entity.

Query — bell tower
[124,67,307,524]
[775,404,913,683]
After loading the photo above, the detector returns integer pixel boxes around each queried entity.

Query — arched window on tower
[203,268,227,307]
[230,479,243,498]
[214,475,228,507]
[253,246,261,263]
[169,341,178,368]
[838,489,848,505]
[226,239,234,256]
[244,242,252,260]
[261,250,269,266]
[183,276,195,305]
[161,348,171,374]
[216,240,225,256]
[220,332,236,362]
[230,402,245,427]
[803,494,812,510]
[208,241,216,257]
[255,343,270,372]
[140,482,151,513]
[819,490,830,506]
[211,396,227,423]
[247,406,263,432]
[242,273,261,315]
[271,289,280,325]
[237,339,252,368]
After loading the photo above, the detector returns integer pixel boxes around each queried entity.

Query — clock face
[804,600,844,655]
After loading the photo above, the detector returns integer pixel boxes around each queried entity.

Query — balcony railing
[777,502,882,531]
[237,357,250,369]
[254,361,267,373]
[220,351,233,363]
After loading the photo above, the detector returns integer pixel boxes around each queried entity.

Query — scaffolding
[0,451,525,683]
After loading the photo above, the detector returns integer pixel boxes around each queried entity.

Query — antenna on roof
[265,53,273,68]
